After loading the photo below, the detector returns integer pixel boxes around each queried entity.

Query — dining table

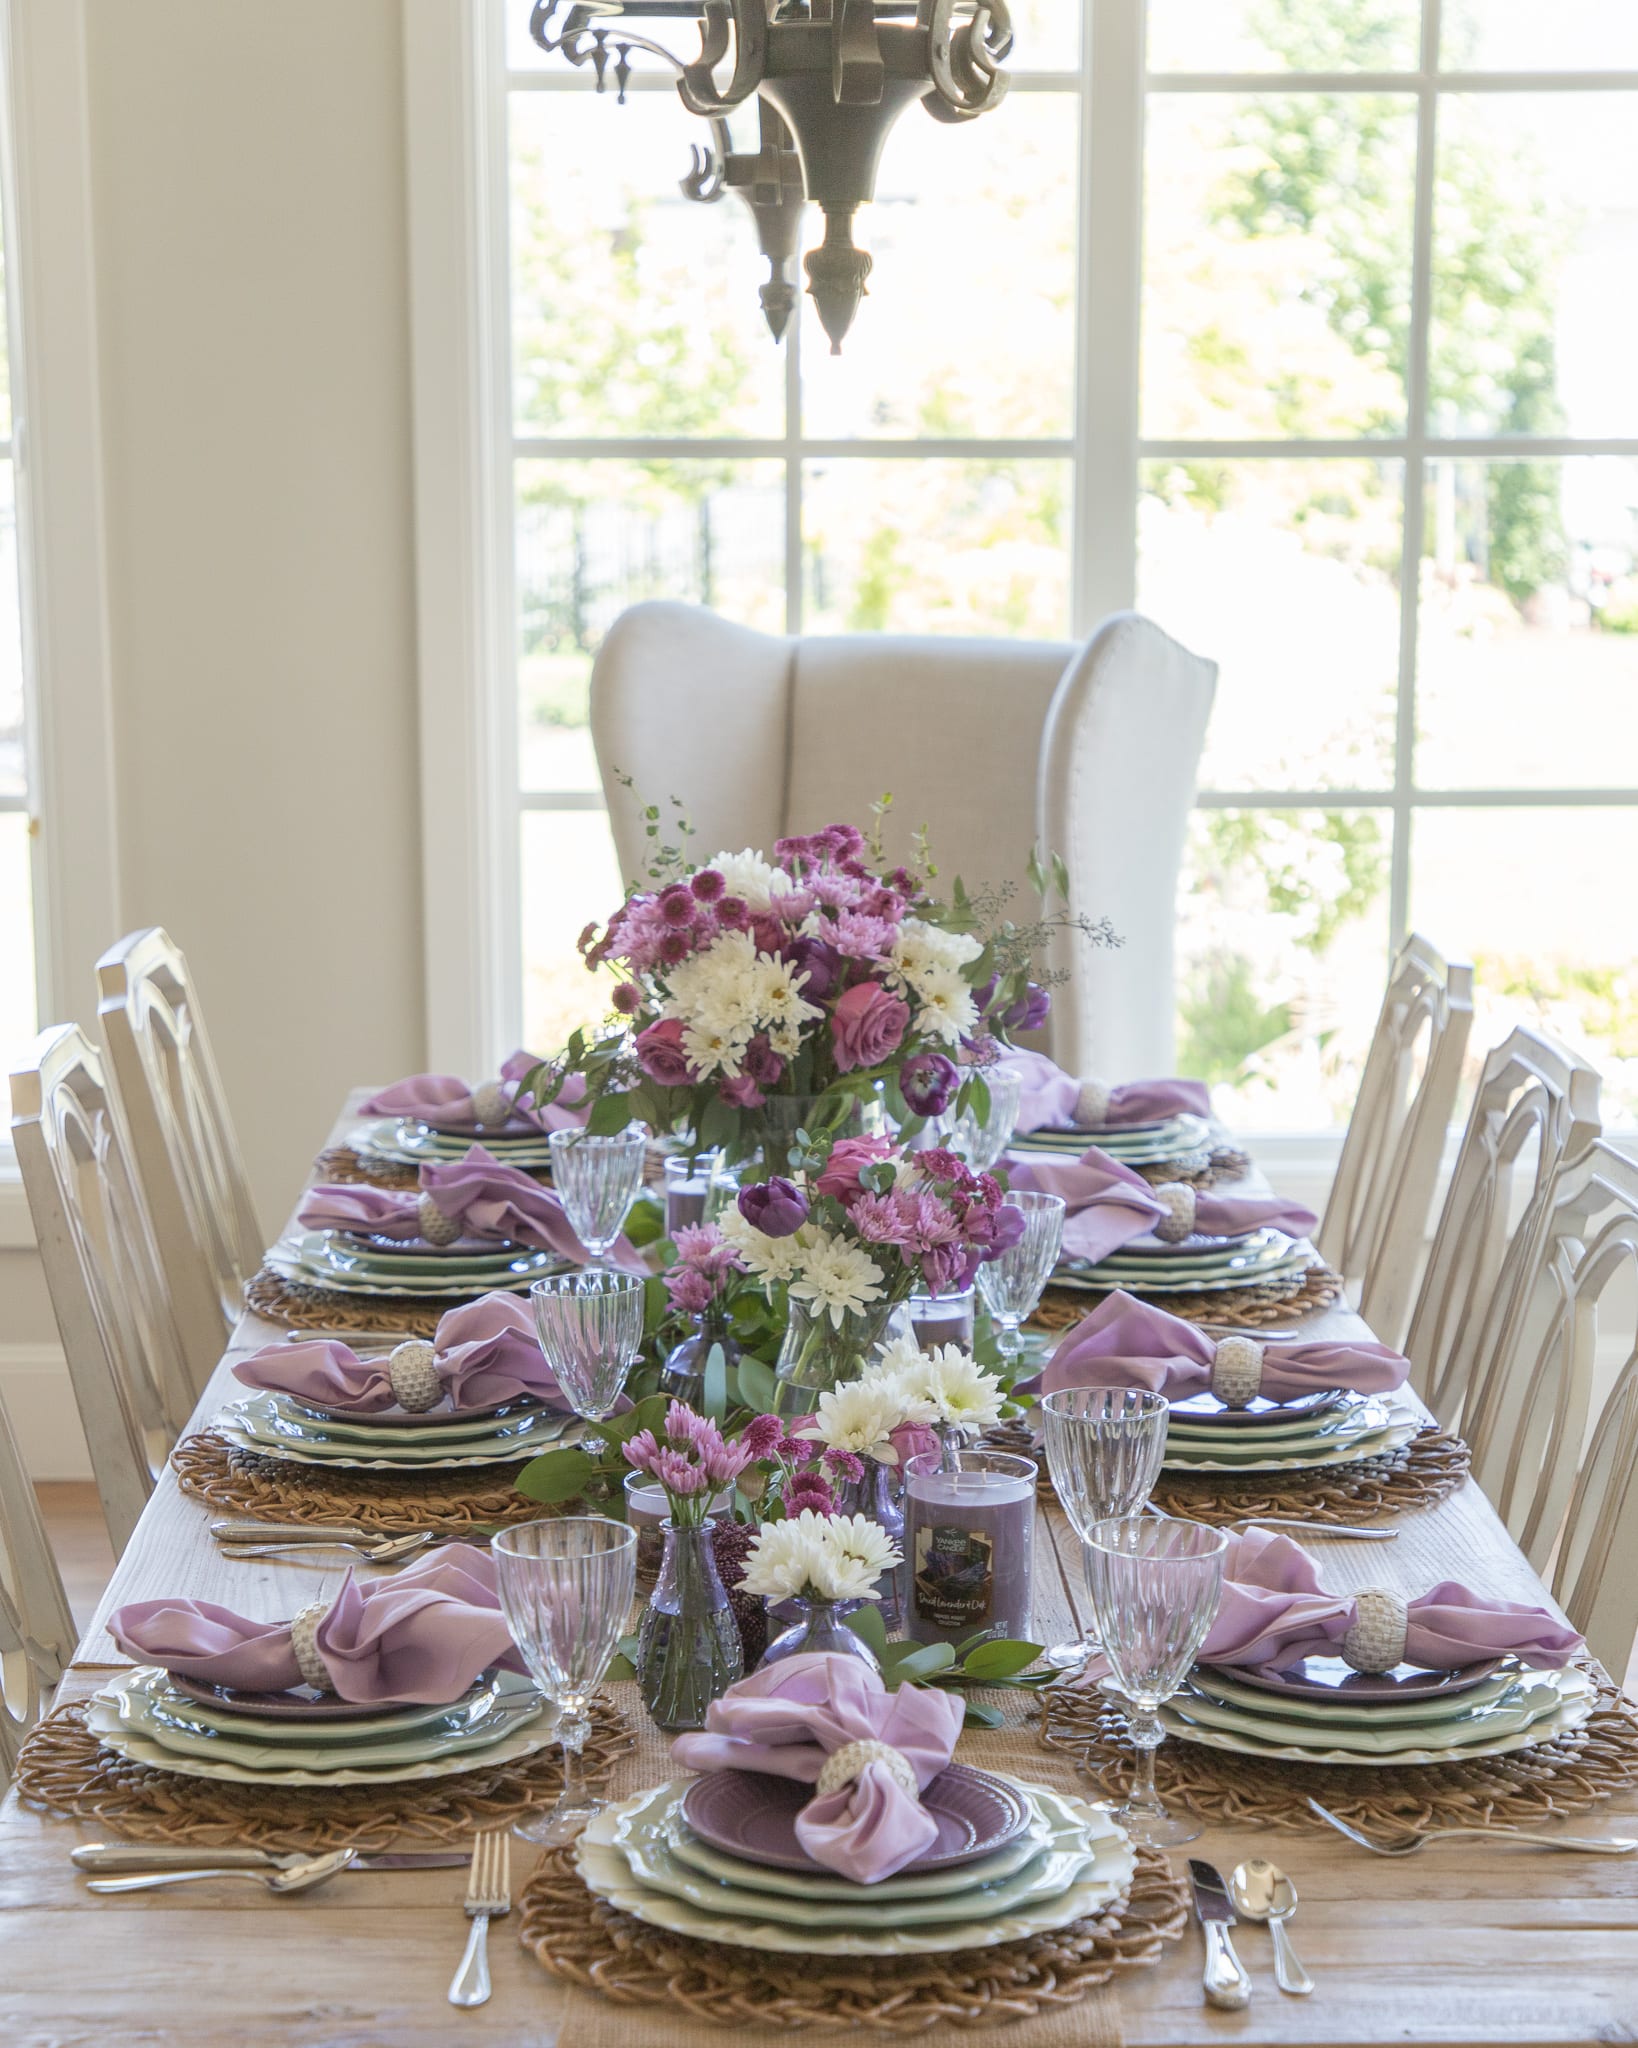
[2,1091,1636,2048]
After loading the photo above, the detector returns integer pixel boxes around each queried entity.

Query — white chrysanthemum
[890,917,984,984]
[707,849,794,914]
[869,1335,925,1383]
[754,953,825,1035]
[913,965,979,1047]
[892,1345,1006,1432]
[787,1237,886,1327]
[737,1510,901,1604]
[681,1020,752,1079]
[808,1379,905,1464]
[718,1208,809,1284]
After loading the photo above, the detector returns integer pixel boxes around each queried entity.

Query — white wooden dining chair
[1315,935,1475,1350]
[96,927,263,1394]
[1461,1141,1638,1675]
[591,603,1218,1078]
[1402,1028,1602,1433]
[10,1026,195,1553]
[0,1382,77,1783]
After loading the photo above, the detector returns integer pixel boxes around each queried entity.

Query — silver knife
[1189,1859,1253,2009]
[72,1843,470,1874]
[210,1519,375,1545]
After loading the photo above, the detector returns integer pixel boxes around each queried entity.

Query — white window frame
[405,0,1638,1117]
[0,0,120,1227]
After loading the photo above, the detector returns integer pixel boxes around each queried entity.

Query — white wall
[1,0,428,1473]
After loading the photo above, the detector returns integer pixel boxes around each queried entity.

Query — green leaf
[1051,851,1071,902]
[589,1393,668,1449]
[702,1342,728,1422]
[698,1094,738,1153]
[962,1700,1006,1729]
[513,1446,603,1506]
[586,1090,634,1136]
[606,1650,636,1683]
[734,1354,778,1412]
[1026,848,1047,896]
[623,1192,666,1250]
[843,1605,890,1659]
[960,1638,1046,1681]
[887,1641,958,1684]
[963,1073,991,1127]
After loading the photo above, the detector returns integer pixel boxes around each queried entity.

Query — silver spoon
[1230,1858,1313,1996]
[87,1849,355,1896]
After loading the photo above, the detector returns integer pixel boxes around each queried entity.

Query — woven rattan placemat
[517,1838,1186,2038]
[1028,1262,1343,1337]
[244,1267,466,1338]
[1040,1671,1638,1838]
[12,1694,632,1853]
[169,1428,543,1535]
[1150,1425,1472,1527]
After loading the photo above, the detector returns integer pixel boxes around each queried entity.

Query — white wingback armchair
[589,604,1217,1077]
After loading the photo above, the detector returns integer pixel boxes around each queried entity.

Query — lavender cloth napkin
[1009,1049,1212,1136]
[361,1052,588,1135]
[671,1652,967,1885]
[1006,1145,1317,1265]
[232,1293,566,1415]
[296,1147,645,1271]
[1028,1290,1410,1404]
[1170,1527,1583,1674]
[109,1546,527,1704]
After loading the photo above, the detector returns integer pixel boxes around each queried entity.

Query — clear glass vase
[835,1459,907,1632]
[659,1314,741,1410]
[760,1595,880,1671]
[636,1519,744,1730]
[743,1089,886,1182]
[771,1294,900,1417]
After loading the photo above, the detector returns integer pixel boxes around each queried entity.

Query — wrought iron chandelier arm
[921,0,1012,119]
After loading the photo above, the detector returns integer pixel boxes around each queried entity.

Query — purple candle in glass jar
[908,1285,975,1353]
[903,1448,1036,1647]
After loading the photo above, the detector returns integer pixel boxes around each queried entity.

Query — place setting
[341,1053,587,1176]
[1002,1051,1230,1176]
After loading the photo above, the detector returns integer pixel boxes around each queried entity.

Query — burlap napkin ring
[416,1192,463,1247]
[816,1739,919,1800]
[1209,1336,1266,1408]
[1075,1078,1112,1129]
[1340,1588,1410,1673]
[470,1081,514,1130]
[289,1597,336,1692]
[1151,1182,1198,1244]
[387,1340,444,1413]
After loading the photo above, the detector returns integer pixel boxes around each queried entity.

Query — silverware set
[72,1842,472,1894]
[448,1829,512,2008]
[1307,1797,1638,1856]
[1189,1856,1313,2004]
[209,1519,439,1564]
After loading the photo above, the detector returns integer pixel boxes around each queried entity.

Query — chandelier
[526,3,1014,352]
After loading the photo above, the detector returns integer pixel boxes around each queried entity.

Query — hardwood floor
[35,1482,116,1636]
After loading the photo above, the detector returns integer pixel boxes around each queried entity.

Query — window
[500,1,1638,1126]
[0,37,35,1090]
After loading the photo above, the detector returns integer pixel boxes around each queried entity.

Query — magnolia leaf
[960,1638,1046,1681]
[844,1605,891,1659]
[702,1342,729,1422]
[964,1073,992,1127]
[587,1090,634,1137]
[698,1094,738,1152]
[606,1650,636,1682]
[513,1445,602,1506]
[962,1700,1006,1729]
[624,1194,666,1250]
[735,1355,778,1412]
[887,1641,958,1683]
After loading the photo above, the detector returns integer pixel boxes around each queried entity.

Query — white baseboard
[0,1343,91,1480]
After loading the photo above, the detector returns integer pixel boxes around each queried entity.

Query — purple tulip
[1001,981,1052,1033]
[899,1050,959,1118]
[738,1176,810,1238]
[782,935,844,1003]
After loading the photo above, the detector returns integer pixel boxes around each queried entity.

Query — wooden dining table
[3,1095,1636,2047]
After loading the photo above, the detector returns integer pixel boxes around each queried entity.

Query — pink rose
[719,1074,767,1110]
[830,981,911,1074]
[816,1136,897,1207]
[635,1018,694,1087]
[889,1421,940,1469]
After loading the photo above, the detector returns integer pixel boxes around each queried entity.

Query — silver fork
[1307,1797,1638,1856]
[448,1829,511,2007]
[217,1531,437,1565]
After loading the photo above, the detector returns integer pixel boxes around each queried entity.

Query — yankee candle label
[914,1523,994,1631]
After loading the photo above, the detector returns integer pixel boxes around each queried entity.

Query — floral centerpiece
[720,1134,1024,1412]
[518,812,1107,1174]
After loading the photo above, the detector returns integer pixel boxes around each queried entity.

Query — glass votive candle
[663,1152,733,1237]
[908,1285,976,1353]
[902,1448,1036,1647]
[624,1472,736,1587]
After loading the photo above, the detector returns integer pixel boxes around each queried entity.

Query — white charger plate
[575,1779,1135,1957]
[1160,1416,1420,1475]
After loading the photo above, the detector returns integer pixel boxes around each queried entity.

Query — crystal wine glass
[930,1064,1023,1172]
[1039,1390,1169,1670]
[530,1270,646,1421]
[1082,1514,1228,1847]
[492,1517,636,1843]
[548,1125,649,1264]
[975,1189,1066,1363]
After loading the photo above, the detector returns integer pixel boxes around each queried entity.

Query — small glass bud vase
[760,1595,880,1672]
[636,1519,744,1730]
[660,1314,741,1410]
[835,1461,907,1632]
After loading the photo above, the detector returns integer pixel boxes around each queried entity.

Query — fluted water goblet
[1040,1389,1169,1669]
